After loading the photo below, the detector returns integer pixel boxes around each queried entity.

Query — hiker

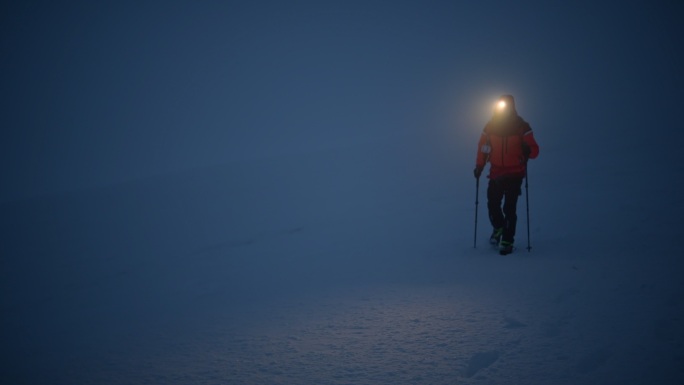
[474,95,539,255]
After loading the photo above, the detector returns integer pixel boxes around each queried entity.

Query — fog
[2,1,683,384]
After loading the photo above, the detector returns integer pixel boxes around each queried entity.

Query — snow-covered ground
[2,133,683,384]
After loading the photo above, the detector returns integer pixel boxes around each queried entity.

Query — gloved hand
[473,167,483,178]
[521,142,531,160]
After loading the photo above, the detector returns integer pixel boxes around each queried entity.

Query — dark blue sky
[2,1,682,201]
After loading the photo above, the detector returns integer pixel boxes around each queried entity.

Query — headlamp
[497,100,507,109]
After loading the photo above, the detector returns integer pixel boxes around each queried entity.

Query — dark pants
[487,176,523,244]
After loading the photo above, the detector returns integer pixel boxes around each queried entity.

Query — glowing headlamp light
[497,100,507,109]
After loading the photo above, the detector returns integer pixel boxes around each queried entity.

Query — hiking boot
[499,241,514,255]
[489,228,503,245]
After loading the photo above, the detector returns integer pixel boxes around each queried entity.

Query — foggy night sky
[1,1,683,202]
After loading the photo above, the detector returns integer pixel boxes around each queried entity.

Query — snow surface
[2,133,684,385]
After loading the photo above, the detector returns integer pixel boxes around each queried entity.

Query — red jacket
[476,115,539,179]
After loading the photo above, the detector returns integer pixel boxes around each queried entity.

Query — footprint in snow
[503,317,527,329]
[464,351,500,378]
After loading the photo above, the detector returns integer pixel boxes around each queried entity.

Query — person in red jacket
[474,95,539,255]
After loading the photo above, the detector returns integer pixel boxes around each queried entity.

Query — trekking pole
[524,166,531,252]
[474,176,480,248]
